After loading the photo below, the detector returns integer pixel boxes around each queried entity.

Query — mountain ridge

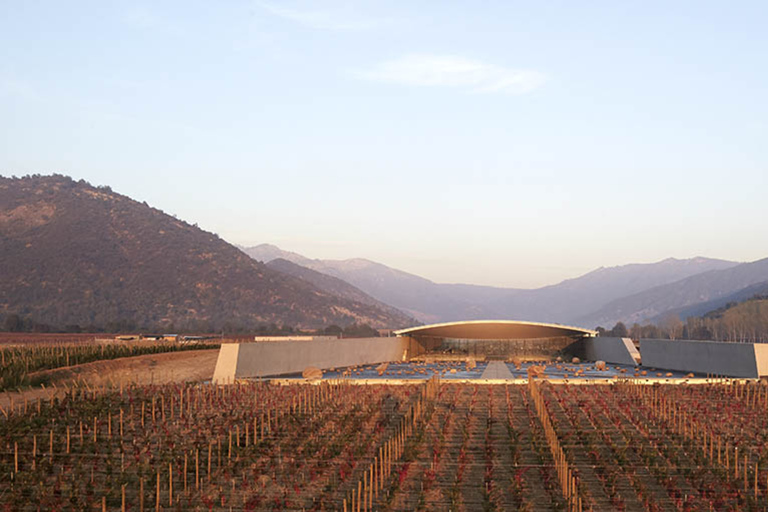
[241,243,740,326]
[576,258,768,328]
[264,258,413,325]
[0,175,411,330]
[663,280,768,321]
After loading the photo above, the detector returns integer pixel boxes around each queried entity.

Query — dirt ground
[0,349,219,410]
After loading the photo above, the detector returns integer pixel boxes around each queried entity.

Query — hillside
[712,299,768,342]
[242,246,505,322]
[577,258,768,328]
[243,244,313,266]
[486,257,739,324]
[264,258,413,325]
[678,297,768,342]
[0,175,412,330]
[660,280,768,321]
[302,258,504,323]
[241,244,737,325]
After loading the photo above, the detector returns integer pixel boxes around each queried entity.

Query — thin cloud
[356,54,546,94]
[258,2,381,31]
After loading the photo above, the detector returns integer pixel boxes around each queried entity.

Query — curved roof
[395,320,596,340]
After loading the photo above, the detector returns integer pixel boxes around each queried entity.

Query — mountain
[240,247,507,322]
[484,257,739,324]
[243,244,313,266]
[577,258,768,328]
[0,175,412,330]
[661,280,768,321]
[303,258,509,323]
[241,244,738,325]
[265,258,412,325]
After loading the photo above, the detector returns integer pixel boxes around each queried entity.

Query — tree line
[596,297,768,343]
[0,313,383,338]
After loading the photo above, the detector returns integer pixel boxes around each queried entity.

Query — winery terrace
[213,320,768,383]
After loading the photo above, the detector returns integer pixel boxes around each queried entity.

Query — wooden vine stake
[208,442,212,481]
[755,464,759,499]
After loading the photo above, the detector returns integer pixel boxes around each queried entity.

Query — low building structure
[213,320,598,383]
[640,339,768,378]
[253,335,339,342]
[568,337,640,366]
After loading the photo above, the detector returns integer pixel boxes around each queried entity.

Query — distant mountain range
[469,257,740,326]
[664,281,768,321]
[4,174,766,333]
[265,258,410,323]
[0,176,412,330]
[577,258,768,327]
[242,244,509,322]
[243,244,768,328]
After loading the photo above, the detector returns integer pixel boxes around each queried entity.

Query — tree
[324,325,343,337]
[342,323,379,338]
[3,314,22,332]
[609,321,628,338]
[659,313,684,340]
[639,323,660,339]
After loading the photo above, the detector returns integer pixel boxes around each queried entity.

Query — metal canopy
[395,320,596,340]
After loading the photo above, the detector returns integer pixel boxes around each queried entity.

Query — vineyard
[0,342,219,391]
[1,378,767,510]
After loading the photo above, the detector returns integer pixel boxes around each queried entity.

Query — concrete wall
[212,337,407,383]
[402,336,442,359]
[755,344,768,377]
[253,336,339,342]
[640,339,768,378]
[212,343,240,384]
[568,337,640,366]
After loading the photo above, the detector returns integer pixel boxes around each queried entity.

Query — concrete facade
[212,343,240,383]
[569,337,640,366]
[755,344,768,376]
[212,337,407,383]
[640,339,768,378]
[252,336,339,342]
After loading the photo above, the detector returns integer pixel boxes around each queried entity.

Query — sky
[1,1,767,288]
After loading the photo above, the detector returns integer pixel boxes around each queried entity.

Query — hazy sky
[2,1,767,288]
